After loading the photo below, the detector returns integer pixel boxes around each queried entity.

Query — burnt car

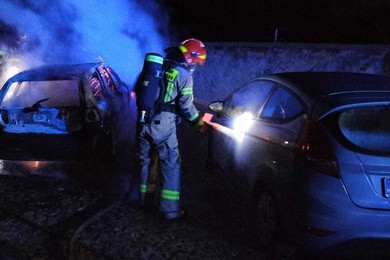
[0,62,130,161]
[205,72,390,256]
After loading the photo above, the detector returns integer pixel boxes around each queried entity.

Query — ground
[0,119,276,259]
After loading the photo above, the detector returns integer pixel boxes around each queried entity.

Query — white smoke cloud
[0,0,171,86]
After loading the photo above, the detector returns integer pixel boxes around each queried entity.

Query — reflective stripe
[179,45,187,53]
[198,54,206,60]
[181,87,193,96]
[140,184,147,193]
[161,189,180,200]
[188,111,199,122]
[164,69,179,102]
[164,81,174,102]
[146,54,163,64]
[166,69,179,81]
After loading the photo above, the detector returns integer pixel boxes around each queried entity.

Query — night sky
[160,0,390,44]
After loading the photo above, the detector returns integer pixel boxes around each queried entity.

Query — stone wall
[194,42,390,103]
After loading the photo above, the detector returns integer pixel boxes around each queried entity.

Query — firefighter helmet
[179,38,207,66]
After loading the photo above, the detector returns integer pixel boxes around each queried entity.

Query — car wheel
[255,189,278,251]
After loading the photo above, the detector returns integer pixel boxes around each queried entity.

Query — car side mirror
[208,101,225,117]
[208,101,224,112]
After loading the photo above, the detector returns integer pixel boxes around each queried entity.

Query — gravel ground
[0,121,276,259]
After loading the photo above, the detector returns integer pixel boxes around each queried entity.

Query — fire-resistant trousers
[136,112,181,219]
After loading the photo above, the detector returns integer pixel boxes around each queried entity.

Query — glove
[197,119,205,126]
[188,116,203,125]
[196,119,209,134]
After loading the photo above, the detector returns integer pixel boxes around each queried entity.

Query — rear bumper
[293,172,390,253]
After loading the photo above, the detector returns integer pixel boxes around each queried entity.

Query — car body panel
[207,72,390,252]
[341,150,390,209]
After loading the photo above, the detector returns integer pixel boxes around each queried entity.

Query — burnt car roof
[6,63,102,83]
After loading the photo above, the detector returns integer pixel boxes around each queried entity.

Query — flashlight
[232,112,254,141]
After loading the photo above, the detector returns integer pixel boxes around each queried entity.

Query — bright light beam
[203,112,254,142]
[231,112,254,141]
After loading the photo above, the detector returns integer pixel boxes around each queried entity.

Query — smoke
[0,0,172,86]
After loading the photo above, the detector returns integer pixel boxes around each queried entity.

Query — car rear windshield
[338,105,390,152]
[1,80,80,107]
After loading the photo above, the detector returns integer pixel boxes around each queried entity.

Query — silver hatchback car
[206,72,390,256]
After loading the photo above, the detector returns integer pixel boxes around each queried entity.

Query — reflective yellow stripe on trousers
[161,189,180,200]
[140,184,147,194]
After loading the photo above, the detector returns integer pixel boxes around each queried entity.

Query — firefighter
[136,38,207,220]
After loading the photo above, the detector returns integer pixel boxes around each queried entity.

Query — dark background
[160,0,390,44]
[2,0,389,87]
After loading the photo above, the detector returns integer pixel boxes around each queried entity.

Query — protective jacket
[161,64,200,123]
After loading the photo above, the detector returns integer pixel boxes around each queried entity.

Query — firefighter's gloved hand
[196,119,208,134]
[197,119,205,126]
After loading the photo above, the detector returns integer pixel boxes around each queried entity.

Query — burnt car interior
[1,80,80,108]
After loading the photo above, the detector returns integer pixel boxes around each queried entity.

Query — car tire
[255,188,278,252]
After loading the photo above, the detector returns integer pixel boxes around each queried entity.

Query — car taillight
[298,120,339,178]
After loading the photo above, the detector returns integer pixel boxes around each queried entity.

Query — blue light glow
[0,0,171,87]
